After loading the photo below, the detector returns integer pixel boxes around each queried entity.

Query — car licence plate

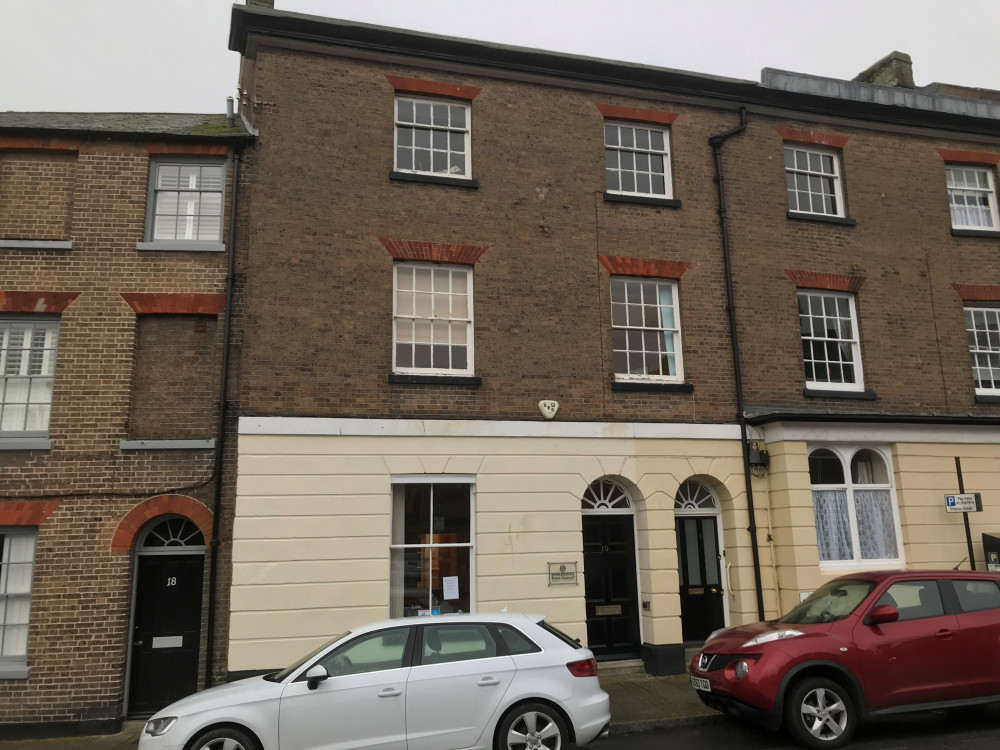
[691,676,711,692]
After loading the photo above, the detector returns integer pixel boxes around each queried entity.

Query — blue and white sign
[945,493,982,513]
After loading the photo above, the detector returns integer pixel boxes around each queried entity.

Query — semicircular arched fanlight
[674,479,720,511]
[582,478,633,511]
[140,517,205,548]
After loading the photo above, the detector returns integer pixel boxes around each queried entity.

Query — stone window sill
[389,171,479,189]
[136,241,226,253]
[0,660,29,680]
[951,228,1000,239]
[388,373,482,386]
[612,380,694,393]
[603,193,681,208]
[0,437,52,451]
[803,388,877,400]
[787,211,857,227]
[119,439,216,450]
[0,239,73,250]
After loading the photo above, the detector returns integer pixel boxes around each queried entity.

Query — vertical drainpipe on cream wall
[708,108,766,621]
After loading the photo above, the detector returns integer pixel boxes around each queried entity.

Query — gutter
[205,148,242,688]
[709,108,766,622]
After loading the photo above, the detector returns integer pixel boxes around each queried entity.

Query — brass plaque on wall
[594,604,622,616]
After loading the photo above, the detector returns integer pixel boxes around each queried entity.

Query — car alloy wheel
[192,727,261,750]
[498,702,568,750]
[786,677,856,749]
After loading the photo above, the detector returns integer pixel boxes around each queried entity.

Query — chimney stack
[853,51,915,88]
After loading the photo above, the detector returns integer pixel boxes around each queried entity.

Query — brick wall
[0,152,75,240]
[238,46,999,424]
[237,48,739,424]
[0,139,234,726]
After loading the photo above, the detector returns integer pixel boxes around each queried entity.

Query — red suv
[689,570,1000,748]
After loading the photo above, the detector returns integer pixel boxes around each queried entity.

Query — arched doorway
[674,479,727,642]
[581,478,641,660]
[127,516,206,716]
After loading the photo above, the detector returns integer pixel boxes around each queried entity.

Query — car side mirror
[868,604,899,626]
[305,664,330,691]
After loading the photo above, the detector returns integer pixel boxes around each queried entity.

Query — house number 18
[166,577,177,587]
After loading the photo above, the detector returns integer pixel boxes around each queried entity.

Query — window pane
[422,624,497,664]
[397,99,414,122]
[496,625,539,654]
[953,580,1000,612]
[319,627,409,675]
[878,581,943,621]
[855,490,898,559]
[393,484,431,544]
[812,490,852,561]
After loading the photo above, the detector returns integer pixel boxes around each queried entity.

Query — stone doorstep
[596,658,646,677]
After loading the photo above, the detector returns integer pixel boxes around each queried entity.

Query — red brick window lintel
[595,104,678,127]
[784,269,865,293]
[599,255,691,279]
[379,238,488,265]
[386,76,481,101]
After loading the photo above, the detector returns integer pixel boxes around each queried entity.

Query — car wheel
[785,677,856,749]
[497,702,568,750]
[191,727,261,750]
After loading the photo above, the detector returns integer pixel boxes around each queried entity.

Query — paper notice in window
[443,576,459,600]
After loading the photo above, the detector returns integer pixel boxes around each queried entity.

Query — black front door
[128,554,204,715]
[583,515,640,660]
[676,516,725,642]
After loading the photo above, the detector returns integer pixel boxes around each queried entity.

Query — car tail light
[567,658,597,677]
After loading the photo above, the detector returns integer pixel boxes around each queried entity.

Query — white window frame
[604,120,672,199]
[389,475,476,617]
[392,262,474,376]
[0,317,59,436]
[798,290,864,392]
[610,276,684,383]
[964,305,1000,395]
[0,528,37,678]
[784,145,846,217]
[807,445,905,572]
[138,159,226,252]
[393,96,472,179]
[946,165,999,230]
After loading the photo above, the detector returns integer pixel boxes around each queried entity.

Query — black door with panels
[128,554,204,715]
[583,515,640,659]
[677,516,725,642]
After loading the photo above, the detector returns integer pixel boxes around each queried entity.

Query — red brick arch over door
[111,495,213,553]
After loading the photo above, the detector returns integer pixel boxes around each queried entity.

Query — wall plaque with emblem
[548,562,578,585]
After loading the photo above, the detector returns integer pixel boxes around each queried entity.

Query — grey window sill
[787,211,857,227]
[951,228,1000,239]
[0,239,73,250]
[388,373,482,386]
[612,380,694,393]
[975,394,1000,404]
[119,439,216,450]
[0,661,29,680]
[0,437,52,451]
[803,388,877,400]
[136,241,226,253]
[389,171,479,189]
[603,193,681,208]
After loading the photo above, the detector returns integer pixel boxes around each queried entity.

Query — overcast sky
[2,0,999,114]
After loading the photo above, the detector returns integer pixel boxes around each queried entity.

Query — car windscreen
[778,579,875,624]
[264,633,347,682]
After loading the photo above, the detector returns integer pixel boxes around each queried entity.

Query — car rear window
[539,620,582,648]
[953,580,1000,613]
[495,624,541,655]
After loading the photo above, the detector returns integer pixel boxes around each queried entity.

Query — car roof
[348,612,546,635]
[835,569,1000,583]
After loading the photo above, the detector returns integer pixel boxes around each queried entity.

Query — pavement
[0,671,718,749]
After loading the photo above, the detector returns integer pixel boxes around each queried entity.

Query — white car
[139,612,610,750]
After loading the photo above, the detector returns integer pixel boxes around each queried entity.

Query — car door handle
[378,688,402,698]
[477,677,501,687]
[935,629,954,639]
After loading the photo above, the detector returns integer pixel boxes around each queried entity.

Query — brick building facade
[225,3,1000,684]
[0,114,251,736]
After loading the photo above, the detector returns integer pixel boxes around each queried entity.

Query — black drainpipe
[205,148,242,687]
[708,108,766,621]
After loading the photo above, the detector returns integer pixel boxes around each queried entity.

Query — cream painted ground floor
[227,417,1000,676]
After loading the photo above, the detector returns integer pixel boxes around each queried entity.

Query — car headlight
[741,629,804,648]
[144,717,177,737]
